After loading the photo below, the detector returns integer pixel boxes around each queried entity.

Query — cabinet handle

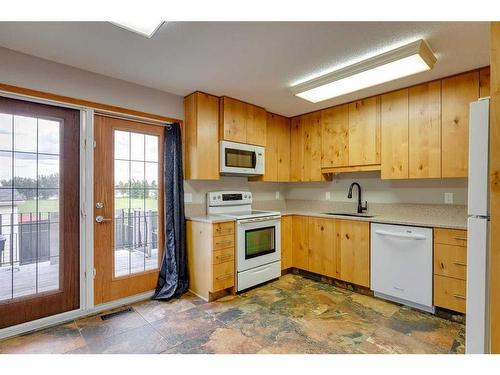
[454,237,467,241]
[453,261,467,267]
[453,294,466,300]
[216,274,233,281]
[215,240,233,246]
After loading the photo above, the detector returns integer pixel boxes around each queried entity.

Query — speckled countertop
[185,200,468,230]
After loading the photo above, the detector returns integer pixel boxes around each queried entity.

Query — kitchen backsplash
[185,172,468,208]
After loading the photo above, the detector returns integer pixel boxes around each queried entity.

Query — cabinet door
[290,116,304,181]
[442,71,479,178]
[308,217,336,277]
[408,81,442,178]
[348,97,381,166]
[381,89,409,179]
[336,220,370,287]
[220,96,247,144]
[304,112,325,181]
[321,104,349,168]
[184,92,220,180]
[277,116,291,182]
[261,112,279,181]
[246,105,267,146]
[281,216,293,270]
[292,216,309,270]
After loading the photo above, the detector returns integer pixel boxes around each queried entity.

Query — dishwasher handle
[374,229,427,240]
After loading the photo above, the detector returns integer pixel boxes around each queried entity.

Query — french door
[93,114,164,305]
[0,96,80,328]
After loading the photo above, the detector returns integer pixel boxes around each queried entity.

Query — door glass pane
[245,227,276,260]
[113,130,160,278]
[0,113,61,302]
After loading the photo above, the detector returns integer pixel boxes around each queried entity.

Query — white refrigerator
[466,98,490,354]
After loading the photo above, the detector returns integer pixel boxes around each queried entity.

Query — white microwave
[220,140,265,176]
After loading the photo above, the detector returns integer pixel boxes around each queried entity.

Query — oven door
[220,140,264,175]
[237,216,281,272]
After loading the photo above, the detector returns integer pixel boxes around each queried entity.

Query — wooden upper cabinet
[348,96,381,166]
[321,104,349,168]
[480,66,490,97]
[408,81,442,179]
[219,96,266,146]
[252,112,290,182]
[290,112,329,182]
[381,89,409,179]
[441,71,479,178]
[184,92,220,180]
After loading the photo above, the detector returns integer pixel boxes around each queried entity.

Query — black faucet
[348,182,367,214]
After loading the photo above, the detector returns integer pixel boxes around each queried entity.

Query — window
[113,130,160,277]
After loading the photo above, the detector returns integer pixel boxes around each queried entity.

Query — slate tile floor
[0,274,465,354]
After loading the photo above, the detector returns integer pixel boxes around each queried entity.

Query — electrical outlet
[325,192,331,201]
[184,193,193,203]
[275,191,280,200]
[444,192,454,204]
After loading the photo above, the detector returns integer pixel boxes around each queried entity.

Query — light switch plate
[325,192,331,201]
[184,193,193,203]
[444,192,454,204]
[275,191,280,200]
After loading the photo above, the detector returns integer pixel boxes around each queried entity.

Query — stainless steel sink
[322,212,374,218]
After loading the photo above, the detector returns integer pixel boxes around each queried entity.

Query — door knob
[95,215,112,223]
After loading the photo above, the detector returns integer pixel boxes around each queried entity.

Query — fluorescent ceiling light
[291,39,437,103]
[111,21,164,38]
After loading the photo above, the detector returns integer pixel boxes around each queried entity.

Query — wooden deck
[0,248,158,301]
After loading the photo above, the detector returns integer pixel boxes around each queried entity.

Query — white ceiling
[0,22,490,117]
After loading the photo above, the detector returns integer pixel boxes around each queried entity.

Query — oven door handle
[238,215,281,224]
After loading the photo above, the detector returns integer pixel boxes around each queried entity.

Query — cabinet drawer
[434,228,467,247]
[212,261,234,291]
[213,222,235,237]
[212,234,235,250]
[213,247,234,265]
[434,275,466,313]
[434,243,467,280]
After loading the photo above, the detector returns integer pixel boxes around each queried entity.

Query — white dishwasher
[371,223,434,313]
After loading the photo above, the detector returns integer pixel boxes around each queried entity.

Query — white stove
[207,191,281,291]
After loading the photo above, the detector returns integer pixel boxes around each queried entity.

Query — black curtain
[153,123,188,300]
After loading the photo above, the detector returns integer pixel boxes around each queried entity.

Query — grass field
[16,198,158,213]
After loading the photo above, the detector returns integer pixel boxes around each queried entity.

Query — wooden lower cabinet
[335,220,370,288]
[187,219,235,301]
[433,228,468,313]
[281,216,293,270]
[290,216,370,287]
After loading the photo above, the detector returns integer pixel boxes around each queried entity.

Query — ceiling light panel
[291,39,437,103]
[111,21,164,38]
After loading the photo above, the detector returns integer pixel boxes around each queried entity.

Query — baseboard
[0,290,155,341]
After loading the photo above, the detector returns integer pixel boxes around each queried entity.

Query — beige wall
[0,47,183,120]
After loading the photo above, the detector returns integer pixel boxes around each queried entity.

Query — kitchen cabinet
[281,216,293,270]
[408,81,442,179]
[381,89,409,179]
[335,220,370,288]
[479,66,490,97]
[290,112,329,182]
[441,71,480,178]
[251,113,290,182]
[308,217,336,277]
[292,216,309,270]
[321,104,349,168]
[433,228,468,313]
[219,96,266,146]
[184,92,220,180]
[187,220,235,301]
[348,96,381,167]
